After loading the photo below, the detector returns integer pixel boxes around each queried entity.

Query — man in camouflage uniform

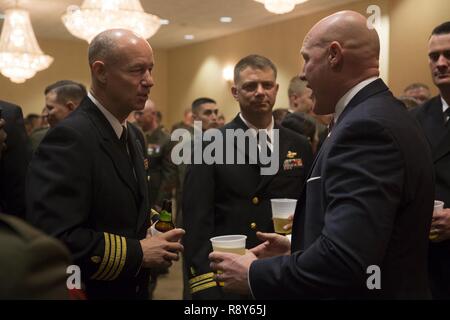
[136,99,176,210]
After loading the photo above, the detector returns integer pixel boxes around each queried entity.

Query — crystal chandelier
[254,0,308,14]
[62,0,162,43]
[0,9,53,83]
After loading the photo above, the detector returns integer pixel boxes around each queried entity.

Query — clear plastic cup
[434,200,444,213]
[210,235,247,255]
[270,199,297,234]
[430,200,445,241]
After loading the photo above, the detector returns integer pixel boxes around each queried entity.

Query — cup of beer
[270,198,297,235]
[210,235,247,287]
[430,200,445,241]
[210,235,247,255]
[434,200,444,213]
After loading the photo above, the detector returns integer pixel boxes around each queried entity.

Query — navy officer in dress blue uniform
[27,29,184,299]
[209,11,434,299]
[411,21,450,299]
[183,54,313,299]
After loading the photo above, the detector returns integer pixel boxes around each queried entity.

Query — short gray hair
[234,54,277,83]
[88,31,119,66]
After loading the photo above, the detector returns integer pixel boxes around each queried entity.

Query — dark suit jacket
[411,95,450,298]
[183,114,313,299]
[0,213,71,299]
[250,79,434,299]
[0,101,29,218]
[26,97,151,299]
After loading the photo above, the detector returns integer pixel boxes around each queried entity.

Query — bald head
[88,29,151,67]
[88,28,154,123]
[300,11,380,114]
[307,11,380,70]
[143,99,156,113]
[136,99,157,132]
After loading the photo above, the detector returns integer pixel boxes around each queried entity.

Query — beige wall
[389,0,450,97]
[166,0,391,126]
[1,0,448,127]
[0,39,90,116]
[0,39,168,125]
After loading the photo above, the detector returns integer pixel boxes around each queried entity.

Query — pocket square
[307,176,321,183]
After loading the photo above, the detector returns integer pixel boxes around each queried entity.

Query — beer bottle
[154,200,175,233]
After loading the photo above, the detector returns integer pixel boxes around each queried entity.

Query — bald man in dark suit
[210,11,434,299]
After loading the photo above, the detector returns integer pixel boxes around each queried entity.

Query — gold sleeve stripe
[191,281,217,294]
[188,272,215,285]
[190,277,215,289]
[110,236,127,281]
[104,235,122,280]
[91,232,111,280]
[98,233,116,280]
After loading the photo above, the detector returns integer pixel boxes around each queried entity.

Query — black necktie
[120,125,138,182]
[120,126,128,152]
[257,131,272,161]
[445,109,450,126]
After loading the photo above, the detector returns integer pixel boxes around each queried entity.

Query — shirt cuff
[247,261,256,299]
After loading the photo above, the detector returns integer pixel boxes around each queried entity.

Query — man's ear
[231,85,239,101]
[65,101,76,112]
[91,61,107,84]
[328,41,343,68]
[274,83,279,95]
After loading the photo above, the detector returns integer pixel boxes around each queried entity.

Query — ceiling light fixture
[0,9,53,83]
[62,0,162,43]
[220,17,233,23]
[254,0,308,15]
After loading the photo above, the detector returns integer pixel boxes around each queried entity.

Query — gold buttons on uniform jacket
[250,222,257,230]
[252,197,259,205]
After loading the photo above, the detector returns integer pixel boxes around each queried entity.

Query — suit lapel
[335,79,389,128]
[434,127,450,161]
[306,79,389,180]
[81,98,140,200]
[101,140,140,198]
[291,79,390,252]
[127,124,150,232]
[417,97,450,161]
[420,97,446,149]
[127,124,146,199]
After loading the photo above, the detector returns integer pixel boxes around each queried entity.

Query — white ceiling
[0,0,360,49]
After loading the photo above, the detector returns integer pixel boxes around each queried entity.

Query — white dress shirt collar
[334,77,379,123]
[441,96,449,113]
[88,91,126,139]
[239,113,274,137]
[239,113,274,151]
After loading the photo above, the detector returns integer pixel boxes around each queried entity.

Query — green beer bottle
[154,200,175,233]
